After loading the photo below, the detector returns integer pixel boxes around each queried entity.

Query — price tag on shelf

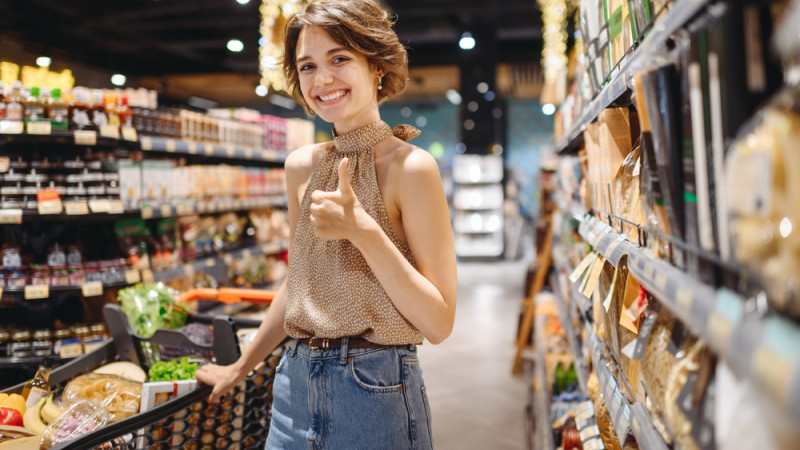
[205,258,216,267]
[108,200,125,214]
[654,273,668,292]
[99,124,120,139]
[160,204,173,217]
[64,200,89,215]
[88,199,110,213]
[74,130,97,145]
[241,249,252,259]
[37,189,63,215]
[25,284,50,300]
[204,144,214,156]
[165,139,176,152]
[26,121,51,135]
[140,136,153,151]
[244,148,254,159]
[0,156,9,173]
[187,142,198,154]
[223,254,234,266]
[226,145,235,158]
[196,202,207,214]
[125,269,141,284]
[81,281,103,297]
[0,209,23,224]
[141,206,153,219]
[141,269,154,284]
[176,203,194,216]
[183,264,195,277]
[121,126,138,141]
[0,120,24,134]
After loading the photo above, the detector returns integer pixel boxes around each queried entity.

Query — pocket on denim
[348,350,404,393]
[274,352,289,374]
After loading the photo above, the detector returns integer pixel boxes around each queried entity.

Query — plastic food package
[40,400,111,449]
[117,282,187,337]
[62,373,142,422]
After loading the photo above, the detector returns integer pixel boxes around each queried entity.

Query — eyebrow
[296,46,351,64]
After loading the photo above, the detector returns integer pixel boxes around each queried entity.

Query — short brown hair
[283,0,408,112]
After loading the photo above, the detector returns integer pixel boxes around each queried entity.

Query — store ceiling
[0,0,544,107]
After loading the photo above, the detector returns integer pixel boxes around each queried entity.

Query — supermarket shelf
[548,270,590,396]
[140,196,286,219]
[578,215,800,423]
[555,0,712,154]
[139,136,287,164]
[150,240,288,284]
[589,334,670,450]
[0,128,138,148]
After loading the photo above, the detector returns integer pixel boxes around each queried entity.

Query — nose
[314,65,334,87]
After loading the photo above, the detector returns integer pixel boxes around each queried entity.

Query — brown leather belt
[298,336,390,350]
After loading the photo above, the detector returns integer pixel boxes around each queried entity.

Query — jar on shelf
[32,329,53,356]
[84,323,107,353]
[30,264,50,286]
[72,324,90,354]
[0,329,10,357]
[53,328,82,358]
[50,266,70,286]
[10,330,32,358]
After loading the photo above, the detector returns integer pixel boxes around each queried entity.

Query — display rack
[554,0,712,154]
[577,215,800,423]
[140,196,286,220]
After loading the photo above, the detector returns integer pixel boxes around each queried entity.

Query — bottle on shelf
[105,92,120,126]
[21,356,54,408]
[118,95,133,128]
[23,86,46,124]
[48,88,70,131]
[91,89,108,129]
[0,81,6,120]
[5,81,25,122]
[70,87,95,131]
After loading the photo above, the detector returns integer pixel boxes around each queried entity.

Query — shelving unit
[451,154,505,258]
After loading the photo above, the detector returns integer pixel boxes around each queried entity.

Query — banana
[22,397,47,435]
[40,396,63,425]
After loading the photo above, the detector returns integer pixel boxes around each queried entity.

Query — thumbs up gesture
[310,157,369,240]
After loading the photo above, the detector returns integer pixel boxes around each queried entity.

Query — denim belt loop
[339,337,350,364]
[290,338,299,356]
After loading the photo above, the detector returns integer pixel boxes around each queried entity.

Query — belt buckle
[308,337,329,350]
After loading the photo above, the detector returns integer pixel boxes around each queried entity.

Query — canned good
[10,330,32,358]
[32,329,53,356]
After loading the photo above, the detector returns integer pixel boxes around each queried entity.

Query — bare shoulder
[385,138,439,177]
[285,142,327,174]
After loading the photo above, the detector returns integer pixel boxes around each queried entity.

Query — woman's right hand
[195,362,245,404]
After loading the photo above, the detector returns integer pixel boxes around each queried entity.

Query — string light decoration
[537,0,578,105]
[259,0,310,93]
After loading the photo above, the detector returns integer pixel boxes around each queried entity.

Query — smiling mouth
[317,90,348,102]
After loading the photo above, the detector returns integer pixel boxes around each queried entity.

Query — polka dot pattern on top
[285,121,424,345]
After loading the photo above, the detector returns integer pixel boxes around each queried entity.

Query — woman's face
[295,25,381,132]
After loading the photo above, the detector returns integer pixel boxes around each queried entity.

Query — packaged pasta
[40,400,111,449]
[61,373,142,422]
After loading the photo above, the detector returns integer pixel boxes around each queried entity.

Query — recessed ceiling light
[459,32,475,50]
[111,74,126,86]
[227,39,244,52]
[36,56,51,67]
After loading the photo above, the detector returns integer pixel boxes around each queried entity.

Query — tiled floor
[418,257,532,450]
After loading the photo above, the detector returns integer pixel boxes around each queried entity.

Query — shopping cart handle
[49,384,214,450]
[179,287,275,304]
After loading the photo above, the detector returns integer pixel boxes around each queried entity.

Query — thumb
[337,157,352,194]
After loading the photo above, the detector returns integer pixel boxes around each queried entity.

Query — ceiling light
[445,89,462,105]
[467,101,479,112]
[255,85,269,97]
[459,32,476,50]
[227,39,244,52]
[36,56,51,67]
[110,74,126,86]
[476,82,488,94]
[236,0,251,4]
[541,103,556,115]
[415,116,428,127]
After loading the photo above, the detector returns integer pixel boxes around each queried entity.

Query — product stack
[531,0,800,449]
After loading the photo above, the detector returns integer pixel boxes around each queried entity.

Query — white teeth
[319,90,346,101]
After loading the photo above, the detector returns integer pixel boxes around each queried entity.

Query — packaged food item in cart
[117,282,187,337]
[40,400,111,449]
[61,373,142,422]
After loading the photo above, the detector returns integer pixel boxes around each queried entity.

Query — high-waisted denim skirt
[265,338,434,450]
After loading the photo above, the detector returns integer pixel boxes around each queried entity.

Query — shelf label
[223,254,234,266]
[99,124,120,139]
[0,156,9,173]
[121,126,138,141]
[81,281,103,297]
[241,249,252,259]
[205,258,216,267]
[0,209,23,224]
[226,145,235,158]
[187,141,198,154]
[165,139,176,152]
[88,199,110,213]
[204,144,214,156]
[64,200,89,215]
[160,204,173,217]
[176,203,194,216]
[183,264,195,277]
[124,269,141,284]
[244,148,254,159]
[197,202,207,214]
[108,200,125,214]
[141,206,153,219]
[25,284,49,300]
[74,130,97,145]
[26,121,51,135]
[140,136,153,151]
[0,120,24,134]
[141,269,154,284]
[37,189,63,215]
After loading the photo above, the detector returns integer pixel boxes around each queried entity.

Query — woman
[195,0,457,448]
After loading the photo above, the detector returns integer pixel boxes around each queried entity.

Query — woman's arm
[309,150,457,344]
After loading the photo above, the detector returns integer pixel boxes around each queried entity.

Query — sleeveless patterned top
[285,120,424,345]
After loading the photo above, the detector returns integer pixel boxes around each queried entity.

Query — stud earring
[378,76,383,90]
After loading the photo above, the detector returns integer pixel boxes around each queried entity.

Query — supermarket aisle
[418,257,531,450]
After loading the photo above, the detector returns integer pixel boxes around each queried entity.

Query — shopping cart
[2,287,287,450]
